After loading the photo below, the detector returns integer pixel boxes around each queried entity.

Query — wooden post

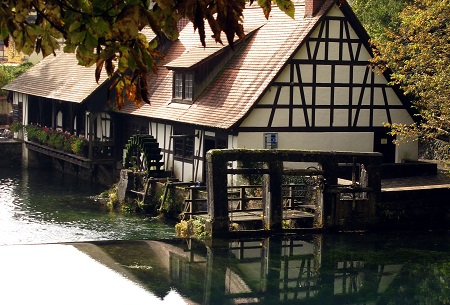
[366,158,382,227]
[261,237,282,301]
[88,112,95,160]
[240,186,246,211]
[263,160,284,232]
[206,151,229,236]
[322,162,339,229]
[287,184,294,208]
[203,246,227,305]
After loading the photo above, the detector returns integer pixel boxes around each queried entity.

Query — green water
[0,234,448,304]
[0,167,448,304]
[0,167,175,245]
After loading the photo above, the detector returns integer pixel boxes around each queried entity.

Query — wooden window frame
[173,72,194,103]
[173,126,195,162]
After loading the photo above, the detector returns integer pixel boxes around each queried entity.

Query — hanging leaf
[257,0,272,19]
[274,0,295,19]
[95,58,104,83]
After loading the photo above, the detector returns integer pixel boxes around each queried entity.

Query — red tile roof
[119,0,334,129]
[3,1,334,128]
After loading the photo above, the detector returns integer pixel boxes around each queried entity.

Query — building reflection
[74,234,436,305]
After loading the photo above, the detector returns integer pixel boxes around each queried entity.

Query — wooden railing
[183,183,313,219]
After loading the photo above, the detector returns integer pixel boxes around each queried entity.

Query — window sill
[171,98,193,105]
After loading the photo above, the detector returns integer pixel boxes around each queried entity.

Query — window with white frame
[185,74,193,100]
[174,73,183,99]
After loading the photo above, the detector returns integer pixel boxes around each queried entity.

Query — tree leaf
[95,58,104,83]
[257,0,272,19]
[274,0,295,19]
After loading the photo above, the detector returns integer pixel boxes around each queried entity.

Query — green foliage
[0,61,33,95]
[9,121,23,132]
[70,136,87,156]
[175,218,208,238]
[0,0,293,108]
[24,124,88,155]
[47,130,65,149]
[371,0,450,162]
[351,0,410,41]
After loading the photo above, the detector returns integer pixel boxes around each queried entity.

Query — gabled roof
[119,0,336,129]
[164,24,264,70]
[2,52,108,103]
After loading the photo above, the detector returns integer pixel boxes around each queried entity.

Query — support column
[322,162,339,229]
[203,245,228,305]
[366,160,382,227]
[88,112,95,160]
[263,160,284,232]
[206,151,229,236]
[261,237,282,303]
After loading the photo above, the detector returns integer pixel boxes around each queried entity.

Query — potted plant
[10,121,23,139]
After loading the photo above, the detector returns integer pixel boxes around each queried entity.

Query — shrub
[10,121,23,132]
[25,124,87,155]
[24,124,40,141]
[47,130,65,149]
[71,136,87,156]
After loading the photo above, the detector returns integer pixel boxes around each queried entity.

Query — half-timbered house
[115,0,418,182]
[3,0,418,184]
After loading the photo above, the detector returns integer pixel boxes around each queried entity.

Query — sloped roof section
[3,27,157,103]
[2,52,108,103]
[119,0,335,129]
[165,24,264,70]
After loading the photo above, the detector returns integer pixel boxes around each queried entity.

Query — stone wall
[0,140,21,167]
[378,188,450,230]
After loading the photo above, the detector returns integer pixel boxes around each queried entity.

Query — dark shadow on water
[71,232,450,305]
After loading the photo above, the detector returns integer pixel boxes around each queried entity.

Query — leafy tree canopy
[0,0,294,108]
[350,0,410,41]
[0,61,34,96]
[371,0,450,153]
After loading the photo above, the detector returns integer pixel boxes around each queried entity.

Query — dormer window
[173,72,193,102]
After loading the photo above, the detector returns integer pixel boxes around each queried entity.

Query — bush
[71,136,87,156]
[175,218,208,238]
[47,130,65,149]
[10,121,23,132]
[25,124,87,155]
[24,124,40,141]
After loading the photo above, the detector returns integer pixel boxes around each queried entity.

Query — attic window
[173,72,193,102]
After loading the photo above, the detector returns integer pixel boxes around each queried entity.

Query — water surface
[0,233,448,305]
[0,167,175,245]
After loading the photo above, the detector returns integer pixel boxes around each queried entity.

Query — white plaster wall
[237,132,374,152]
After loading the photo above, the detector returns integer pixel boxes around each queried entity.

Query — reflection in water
[1,233,448,304]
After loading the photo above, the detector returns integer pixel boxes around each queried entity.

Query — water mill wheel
[123,135,165,177]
